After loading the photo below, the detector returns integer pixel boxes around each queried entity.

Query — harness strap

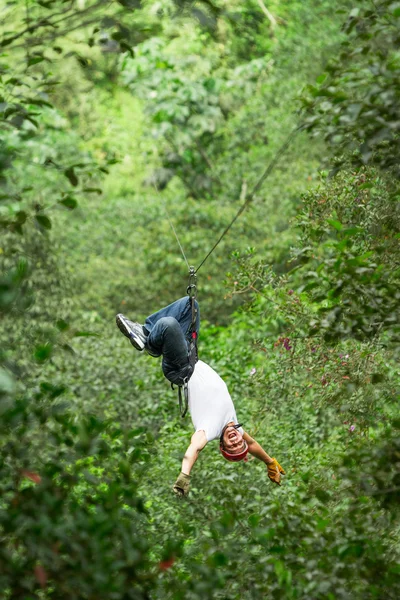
[174,267,199,418]
[179,378,190,418]
[171,377,190,418]
[177,329,198,418]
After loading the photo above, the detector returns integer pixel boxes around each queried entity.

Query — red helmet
[219,441,249,462]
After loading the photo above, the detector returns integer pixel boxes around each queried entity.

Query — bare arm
[243,432,273,465]
[181,430,208,475]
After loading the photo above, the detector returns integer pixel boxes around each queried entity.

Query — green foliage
[120,35,272,196]
[293,169,400,343]
[301,0,400,174]
[0,408,153,598]
[2,1,400,598]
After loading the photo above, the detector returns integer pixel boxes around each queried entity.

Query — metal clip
[186,266,197,298]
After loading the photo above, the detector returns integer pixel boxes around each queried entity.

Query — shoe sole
[116,314,145,351]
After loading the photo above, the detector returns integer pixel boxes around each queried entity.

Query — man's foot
[116,314,147,351]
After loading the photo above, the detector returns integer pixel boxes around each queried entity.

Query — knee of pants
[159,316,181,333]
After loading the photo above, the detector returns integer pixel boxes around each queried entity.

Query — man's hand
[173,472,191,497]
[267,458,285,486]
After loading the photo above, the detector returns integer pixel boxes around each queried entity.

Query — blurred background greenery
[1,0,399,598]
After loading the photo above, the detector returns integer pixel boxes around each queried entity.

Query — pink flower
[288,290,294,295]
[250,368,257,376]
[349,425,355,432]
[283,338,292,351]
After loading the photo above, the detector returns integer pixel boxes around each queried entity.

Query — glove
[173,472,190,497]
[267,458,285,486]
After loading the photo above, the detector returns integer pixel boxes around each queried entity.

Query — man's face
[222,424,245,454]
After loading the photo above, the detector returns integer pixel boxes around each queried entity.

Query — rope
[153,183,191,271]
[195,127,299,273]
[154,126,300,276]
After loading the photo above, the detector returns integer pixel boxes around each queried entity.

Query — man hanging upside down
[116,296,285,497]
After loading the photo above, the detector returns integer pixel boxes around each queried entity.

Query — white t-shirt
[188,360,243,442]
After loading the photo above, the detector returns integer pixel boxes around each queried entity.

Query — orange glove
[267,458,285,486]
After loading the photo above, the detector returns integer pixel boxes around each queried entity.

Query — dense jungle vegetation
[1,0,400,598]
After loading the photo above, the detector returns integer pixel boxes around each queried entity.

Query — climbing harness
[186,266,199,372]
[172,267,198,418]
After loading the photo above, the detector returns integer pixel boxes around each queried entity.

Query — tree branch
[255,0,287,28]
[11,16,105,51]
[1,0,108,50]
[255,0,277,29]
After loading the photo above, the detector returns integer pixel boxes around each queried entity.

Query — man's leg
[116,296,199,383]
[144,297,200,384]
[144,296,200,339]
[146,316,191,383]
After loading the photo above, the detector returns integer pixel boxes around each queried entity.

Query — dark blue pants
[144,297,200,384]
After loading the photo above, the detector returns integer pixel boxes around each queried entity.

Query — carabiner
[187,266,197,298]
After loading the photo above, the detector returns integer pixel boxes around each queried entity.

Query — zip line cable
[155,125,301,278]
[195,126,300,273]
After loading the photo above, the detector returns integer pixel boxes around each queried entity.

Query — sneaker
[116,314,147,351]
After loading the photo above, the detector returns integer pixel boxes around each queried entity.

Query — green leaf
[23,98,53,108]
[61,343,76,354]
[4,106,19,118]
[40,382,66,398]
[35,214,52,230]
[56,319,69,331]
[64,167,79,186]
[208,551,228,567]
[343,227,362,237]
[15,211,27,225]
[116,0,142,7]
[25,115,39,128]
[28,56,46,66]
[317,518,330,531]
[83,188,102,194]
[371,373,385,384]
[315,488,331,503]
[0,37,15,47]
[77,55,90,68]
[59,196,78,210]
[34,343,52,362]
[316,73,328,85]
[204,77,216,91]
[338,543,364,558]
[119,42,134,57]
[327,219,343,231]
[248,514,261,527]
